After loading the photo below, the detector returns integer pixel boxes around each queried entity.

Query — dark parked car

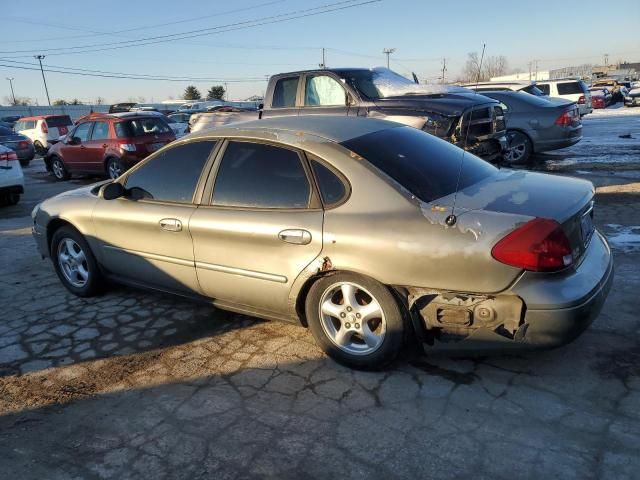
[480,91,582,164]
[45,112,175,180]
[108,103,137,114]
[0,116,21,128]
[200,67,508,161]
[0,125,35,166]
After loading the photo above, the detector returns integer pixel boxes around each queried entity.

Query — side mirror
[69,136,81,145]
[103,182,125,200]
[258,103,264,111]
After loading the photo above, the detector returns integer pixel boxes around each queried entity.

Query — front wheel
[305,272,406,370]
[106,157,123,179]
[51,156,70,180]
[51,226,104,297]
[503,131,532,165]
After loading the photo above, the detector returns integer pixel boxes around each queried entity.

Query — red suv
[45,112,176,180]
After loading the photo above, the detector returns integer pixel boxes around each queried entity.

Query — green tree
[70,98,83,105]
[53,99,68,106]
[183,85,201,100]
[206,85,226,100]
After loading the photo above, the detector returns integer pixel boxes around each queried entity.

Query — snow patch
[604,224,640,252]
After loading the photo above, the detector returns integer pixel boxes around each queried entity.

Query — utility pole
[382,48,396,69]
[34,55,51,106]
[533,59,540,81]
[224,82,229,101]
[319,48,326,69]
[528,61,532,81]
[6,77,16,105]
[441,58,447,84]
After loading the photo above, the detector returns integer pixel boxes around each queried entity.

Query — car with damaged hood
[199,67,508,161]
[31,116,613,369]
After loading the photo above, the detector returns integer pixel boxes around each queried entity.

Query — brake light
[18,141,29,148]
[491,218,573,272]
[41,122,48,133]
[0,150,19,162]
[555,108,576,126]
[577,95,585,104]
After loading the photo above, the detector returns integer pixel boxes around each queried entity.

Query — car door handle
[278,229,311,245]
[159,218,182,232]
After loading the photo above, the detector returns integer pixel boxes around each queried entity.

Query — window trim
[269,76,302,109]
[305,153,351,209]
[201,138,322,212]
[302,73,349,108]
[111,138,221,206]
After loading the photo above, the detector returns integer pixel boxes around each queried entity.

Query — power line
[0,1,381,57]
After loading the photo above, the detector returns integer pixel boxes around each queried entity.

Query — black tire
[51,156,70,180]
[19,159,30,167]
[33,141,47,156]
[503,130,532,165]
[305,272,406,370]
[106,157,123,179]
[51,226,103,297]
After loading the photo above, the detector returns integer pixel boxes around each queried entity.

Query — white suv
[0,144,24,206]
[14,115,74,155]
[534,79,593,117]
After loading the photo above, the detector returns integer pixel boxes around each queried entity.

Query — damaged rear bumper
[410,230,613,354]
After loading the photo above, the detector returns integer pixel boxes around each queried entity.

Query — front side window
[272,77,299,108]
[304,75,346,106]
[212,142,310,209]
[124,141,216,203]
[91,121,110,140]
[73,122,92,142]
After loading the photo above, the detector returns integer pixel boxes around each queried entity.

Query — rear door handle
[159,218,182,232]
[278,229,311,245]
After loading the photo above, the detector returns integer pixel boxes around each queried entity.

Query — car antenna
[446,43,486,228]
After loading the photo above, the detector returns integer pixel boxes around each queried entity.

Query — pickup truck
[192,67,508,160]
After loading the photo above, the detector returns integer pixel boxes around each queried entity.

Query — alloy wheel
[52,159,65,179]
[108,159,122,179]
[318,282,386,356]
[57,238,90,288]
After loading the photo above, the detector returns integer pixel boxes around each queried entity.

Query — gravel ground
[1,113,639,479]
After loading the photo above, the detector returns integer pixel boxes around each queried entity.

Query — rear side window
[272,77,299,108]
[341,126,496,203]
[536,84,550,95]
[45,116,73,127]
[305,75,346,106]
[115,118,172,138]
[124,141,216,203]
[91,121,110,140]
[212,142,310,208]
[310,158,347,206]
[557,82,583,95]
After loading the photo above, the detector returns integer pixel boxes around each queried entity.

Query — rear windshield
[0,126,15,135]
[557,82,586,95]
[115,117,172,138]
[45,115,73,127]
[341,126,497,203]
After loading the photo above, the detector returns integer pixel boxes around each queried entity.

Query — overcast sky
[2,0,638,104]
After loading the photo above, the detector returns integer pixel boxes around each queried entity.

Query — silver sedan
[32,116,613,369]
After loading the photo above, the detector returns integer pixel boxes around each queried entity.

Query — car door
[60,122,93,171]
[92,140,218,294]
[189,140,323,315]
[300,73,353,116]
[84,120,110,172]
[262,76,300,119]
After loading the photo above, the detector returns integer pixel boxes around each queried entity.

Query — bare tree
[459,52,509,83]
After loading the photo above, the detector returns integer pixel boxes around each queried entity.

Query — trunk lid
[440,170,595,261]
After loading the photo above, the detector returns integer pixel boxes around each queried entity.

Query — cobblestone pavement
[0,152,639,479]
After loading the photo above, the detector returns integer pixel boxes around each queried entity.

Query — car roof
[190,115,402,143]
[19,115,70,121]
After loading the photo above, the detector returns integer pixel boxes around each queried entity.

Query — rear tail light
[491,218,573,272]
[555,108,577,126]
[0,150,19,162]
[18,141,29,148]
[41,122,48,133]
[578,95,585,104]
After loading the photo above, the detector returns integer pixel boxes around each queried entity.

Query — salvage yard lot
[1,112,640,479]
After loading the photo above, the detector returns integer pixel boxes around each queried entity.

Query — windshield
[339,67,470,99]
[115,117,172,137]
[341,126,497,203]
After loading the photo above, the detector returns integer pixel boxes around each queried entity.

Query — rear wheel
[51,226,103,297]
[106,157,123,179]
[51,156,70,180]
[503,131,532,165]
[33,141,47,156]
[305,272,405,369]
